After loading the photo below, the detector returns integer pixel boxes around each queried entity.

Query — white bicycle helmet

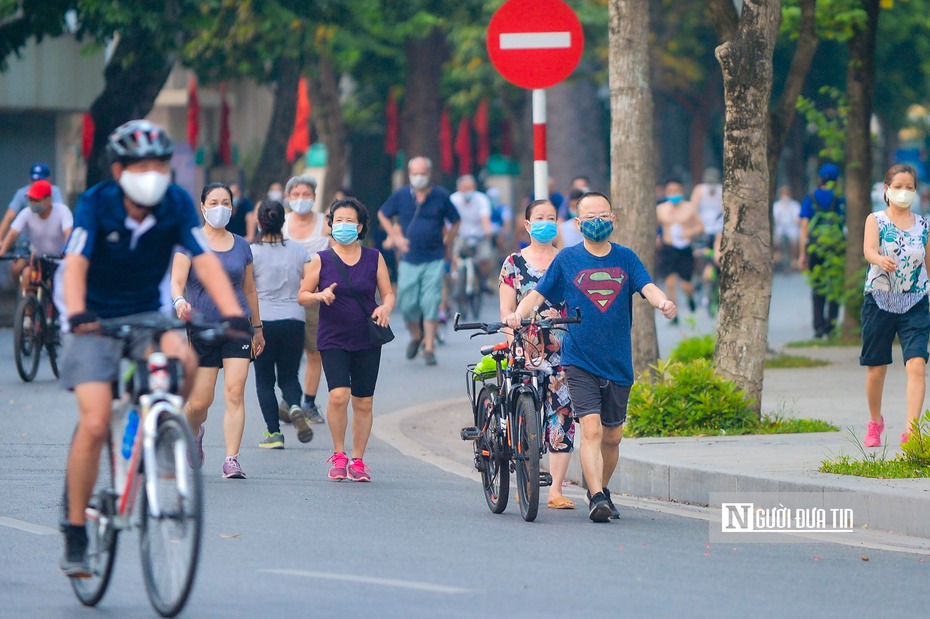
[106,119,175,164]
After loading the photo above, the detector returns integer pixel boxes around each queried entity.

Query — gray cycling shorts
[59,334,125,390]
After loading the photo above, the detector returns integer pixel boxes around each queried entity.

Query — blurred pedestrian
[559,188,585,248]
[656,178,703,322]
[690,167,723,299]
[228,181,253,238]
[251,200,314,448]
[861,164,929,448]
[773,185,801,272]
[378,156,460,366]
[799,163,845,338]
[172,182,264,479]
[299,197,396,481]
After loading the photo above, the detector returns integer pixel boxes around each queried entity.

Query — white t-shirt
[773,198,801,240]
[283,211,330,256]
[450,191,491,239]
[11,202,72,255]
[697,184,723,236]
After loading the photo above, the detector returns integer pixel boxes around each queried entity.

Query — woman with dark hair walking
[299,198,395,482]
[251,200,315,448]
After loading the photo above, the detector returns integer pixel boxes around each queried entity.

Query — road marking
[500,32,571,50]
[0,516,59,536]
[259,569,468,594]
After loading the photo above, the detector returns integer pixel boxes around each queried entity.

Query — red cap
[27,179,52,200]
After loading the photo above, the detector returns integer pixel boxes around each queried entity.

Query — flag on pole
[454,116,472,176]
[81,113,94,161]
[286,77,311,163]
[187,75,201,149]
[385,90,399,156]
[440,108,454,174]
[473,98,490,166]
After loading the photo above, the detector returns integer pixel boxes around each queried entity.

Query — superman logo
[573,268,627,313]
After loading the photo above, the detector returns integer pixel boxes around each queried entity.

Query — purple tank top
[317,247,380,351]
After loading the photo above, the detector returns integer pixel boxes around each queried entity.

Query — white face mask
[267,190,283,202]
[410,174,430,190]
[119,170,170,207]
[203,205,232,229]
[886,188,916,208]
[290,198,315,214]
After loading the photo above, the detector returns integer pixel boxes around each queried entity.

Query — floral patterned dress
[499,252,575,453]
[864,211,930,313]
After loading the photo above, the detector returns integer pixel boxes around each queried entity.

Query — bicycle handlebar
[0,252,63,262]
[453,307,582,334]
[93,312,251,343]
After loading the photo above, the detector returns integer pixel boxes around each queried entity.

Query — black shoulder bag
[328,249,395,347]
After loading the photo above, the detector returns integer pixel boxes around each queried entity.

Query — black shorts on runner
[659,245,694,280]
[191,333,252,368]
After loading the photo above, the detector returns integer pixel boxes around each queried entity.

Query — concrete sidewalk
[389,273,930,539]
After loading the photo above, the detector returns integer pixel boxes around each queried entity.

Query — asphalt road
[1,288,929,618]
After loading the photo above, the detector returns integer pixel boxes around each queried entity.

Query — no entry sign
[487,0,584,90]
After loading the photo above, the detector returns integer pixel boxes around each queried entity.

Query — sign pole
[532,88,548,200]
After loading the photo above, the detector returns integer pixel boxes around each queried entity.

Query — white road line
[259,569,468,594]
[500,32,571,50]
[0,516,59,536]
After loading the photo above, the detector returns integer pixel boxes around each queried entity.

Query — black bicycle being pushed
[454,309,581,522]
[1,252,62,381]
[63,312,247,617]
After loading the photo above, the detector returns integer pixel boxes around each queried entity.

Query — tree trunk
[609,0,659,375]
[310,47,348,209]
[766,0,818,202]
[841,0,880,337]
[249,57,300,205]
[401,27,448,169]
[547,76,609,192]
[713,0,781,415]
[86,36,174,186]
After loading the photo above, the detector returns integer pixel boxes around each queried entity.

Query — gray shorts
[59,334,125,390]
[564,365,631,427]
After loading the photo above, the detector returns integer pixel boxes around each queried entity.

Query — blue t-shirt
[183,235,252,322]
[379,185,460,264]
[535,243,652,385]
[66,180,208,318]
[799,188,845,221]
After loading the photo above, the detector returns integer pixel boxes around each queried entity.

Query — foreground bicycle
[454,309,581,522]
[63,312,244,617]
[1,252,62,381]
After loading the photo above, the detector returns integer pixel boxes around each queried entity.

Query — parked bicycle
[63,312,245,617]
[454,309,581,522]
[1,252,62,381]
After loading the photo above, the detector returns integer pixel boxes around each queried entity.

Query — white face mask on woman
[886,188,916,209]
[119,170,171,207]
[203,205,232,229]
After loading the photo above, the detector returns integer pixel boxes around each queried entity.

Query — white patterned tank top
[863,210,929,313]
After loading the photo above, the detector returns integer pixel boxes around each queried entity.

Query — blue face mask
[667,194,684,205]
[332,222,359,245]
[529,220,558,244]
[579,218,614,242]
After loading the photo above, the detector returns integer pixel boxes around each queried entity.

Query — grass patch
[758,414,838,434]
[764,354,830,369]
[820,455,930,478]
[785,336,860,348]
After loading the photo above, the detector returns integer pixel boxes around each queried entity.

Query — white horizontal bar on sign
[500,32,571,50]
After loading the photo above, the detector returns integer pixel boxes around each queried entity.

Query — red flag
[81,113,94,161]
[440,108,453,174]
[384,90,399,156]
[473,98,490,166]
[187,75,200,149]
[501,118,513,158]
[454,116,473,176]
[218,83,232,165]
[286,77,311,163]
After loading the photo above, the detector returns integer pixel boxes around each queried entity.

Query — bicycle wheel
[513,393,541,522]
[70,439,119,606]
[140,416,203,618]
[476,386,509,514]
[13,294,41,382]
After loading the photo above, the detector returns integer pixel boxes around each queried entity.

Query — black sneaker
[687,295,697,313]
[303,403,325,424]
[587,492,612,523]
[59,524,90,578]
[603,487,621,519]
[423,350,437,366]
[406,339,422,360]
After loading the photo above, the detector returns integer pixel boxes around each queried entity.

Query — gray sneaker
[423,350,437,366]
[303,403,325,424]
[289,405,314,443]
[278,400,292,424]
[59,525,90,578]
[259,431,285,449]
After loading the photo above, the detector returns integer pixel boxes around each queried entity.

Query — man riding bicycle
[58,119,248,577]
[0,179,72,303]
[450,174,494,286]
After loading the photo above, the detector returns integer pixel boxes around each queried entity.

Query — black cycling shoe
[406,339,422,360]
[60,524,91,578]
[603,487,621,519]
[587,492,612,523]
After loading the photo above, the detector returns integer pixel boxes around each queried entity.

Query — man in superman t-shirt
[505,192,677,523]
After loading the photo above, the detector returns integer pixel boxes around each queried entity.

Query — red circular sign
[487,0,584,90]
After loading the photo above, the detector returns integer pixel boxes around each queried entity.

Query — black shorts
[320,347,382,398]
[659,245,694,280]
[859,294,930,366]
[564,365,631,427]
[191,333,252,368]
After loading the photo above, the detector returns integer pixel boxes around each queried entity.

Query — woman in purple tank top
[298,198,396,482]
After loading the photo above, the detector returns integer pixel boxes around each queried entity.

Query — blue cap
[818,163,840,183]
[30,162,50,180]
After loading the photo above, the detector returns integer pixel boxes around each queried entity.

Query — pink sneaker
[901,431,911,446]
[327,452,348,480]
[864,416,884,447]
[347,458,371,482]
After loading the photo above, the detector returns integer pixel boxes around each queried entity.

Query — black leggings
[253,319,305,433]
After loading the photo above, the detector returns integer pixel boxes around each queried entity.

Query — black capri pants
[253,319,305,433]
[320,347,382,398]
